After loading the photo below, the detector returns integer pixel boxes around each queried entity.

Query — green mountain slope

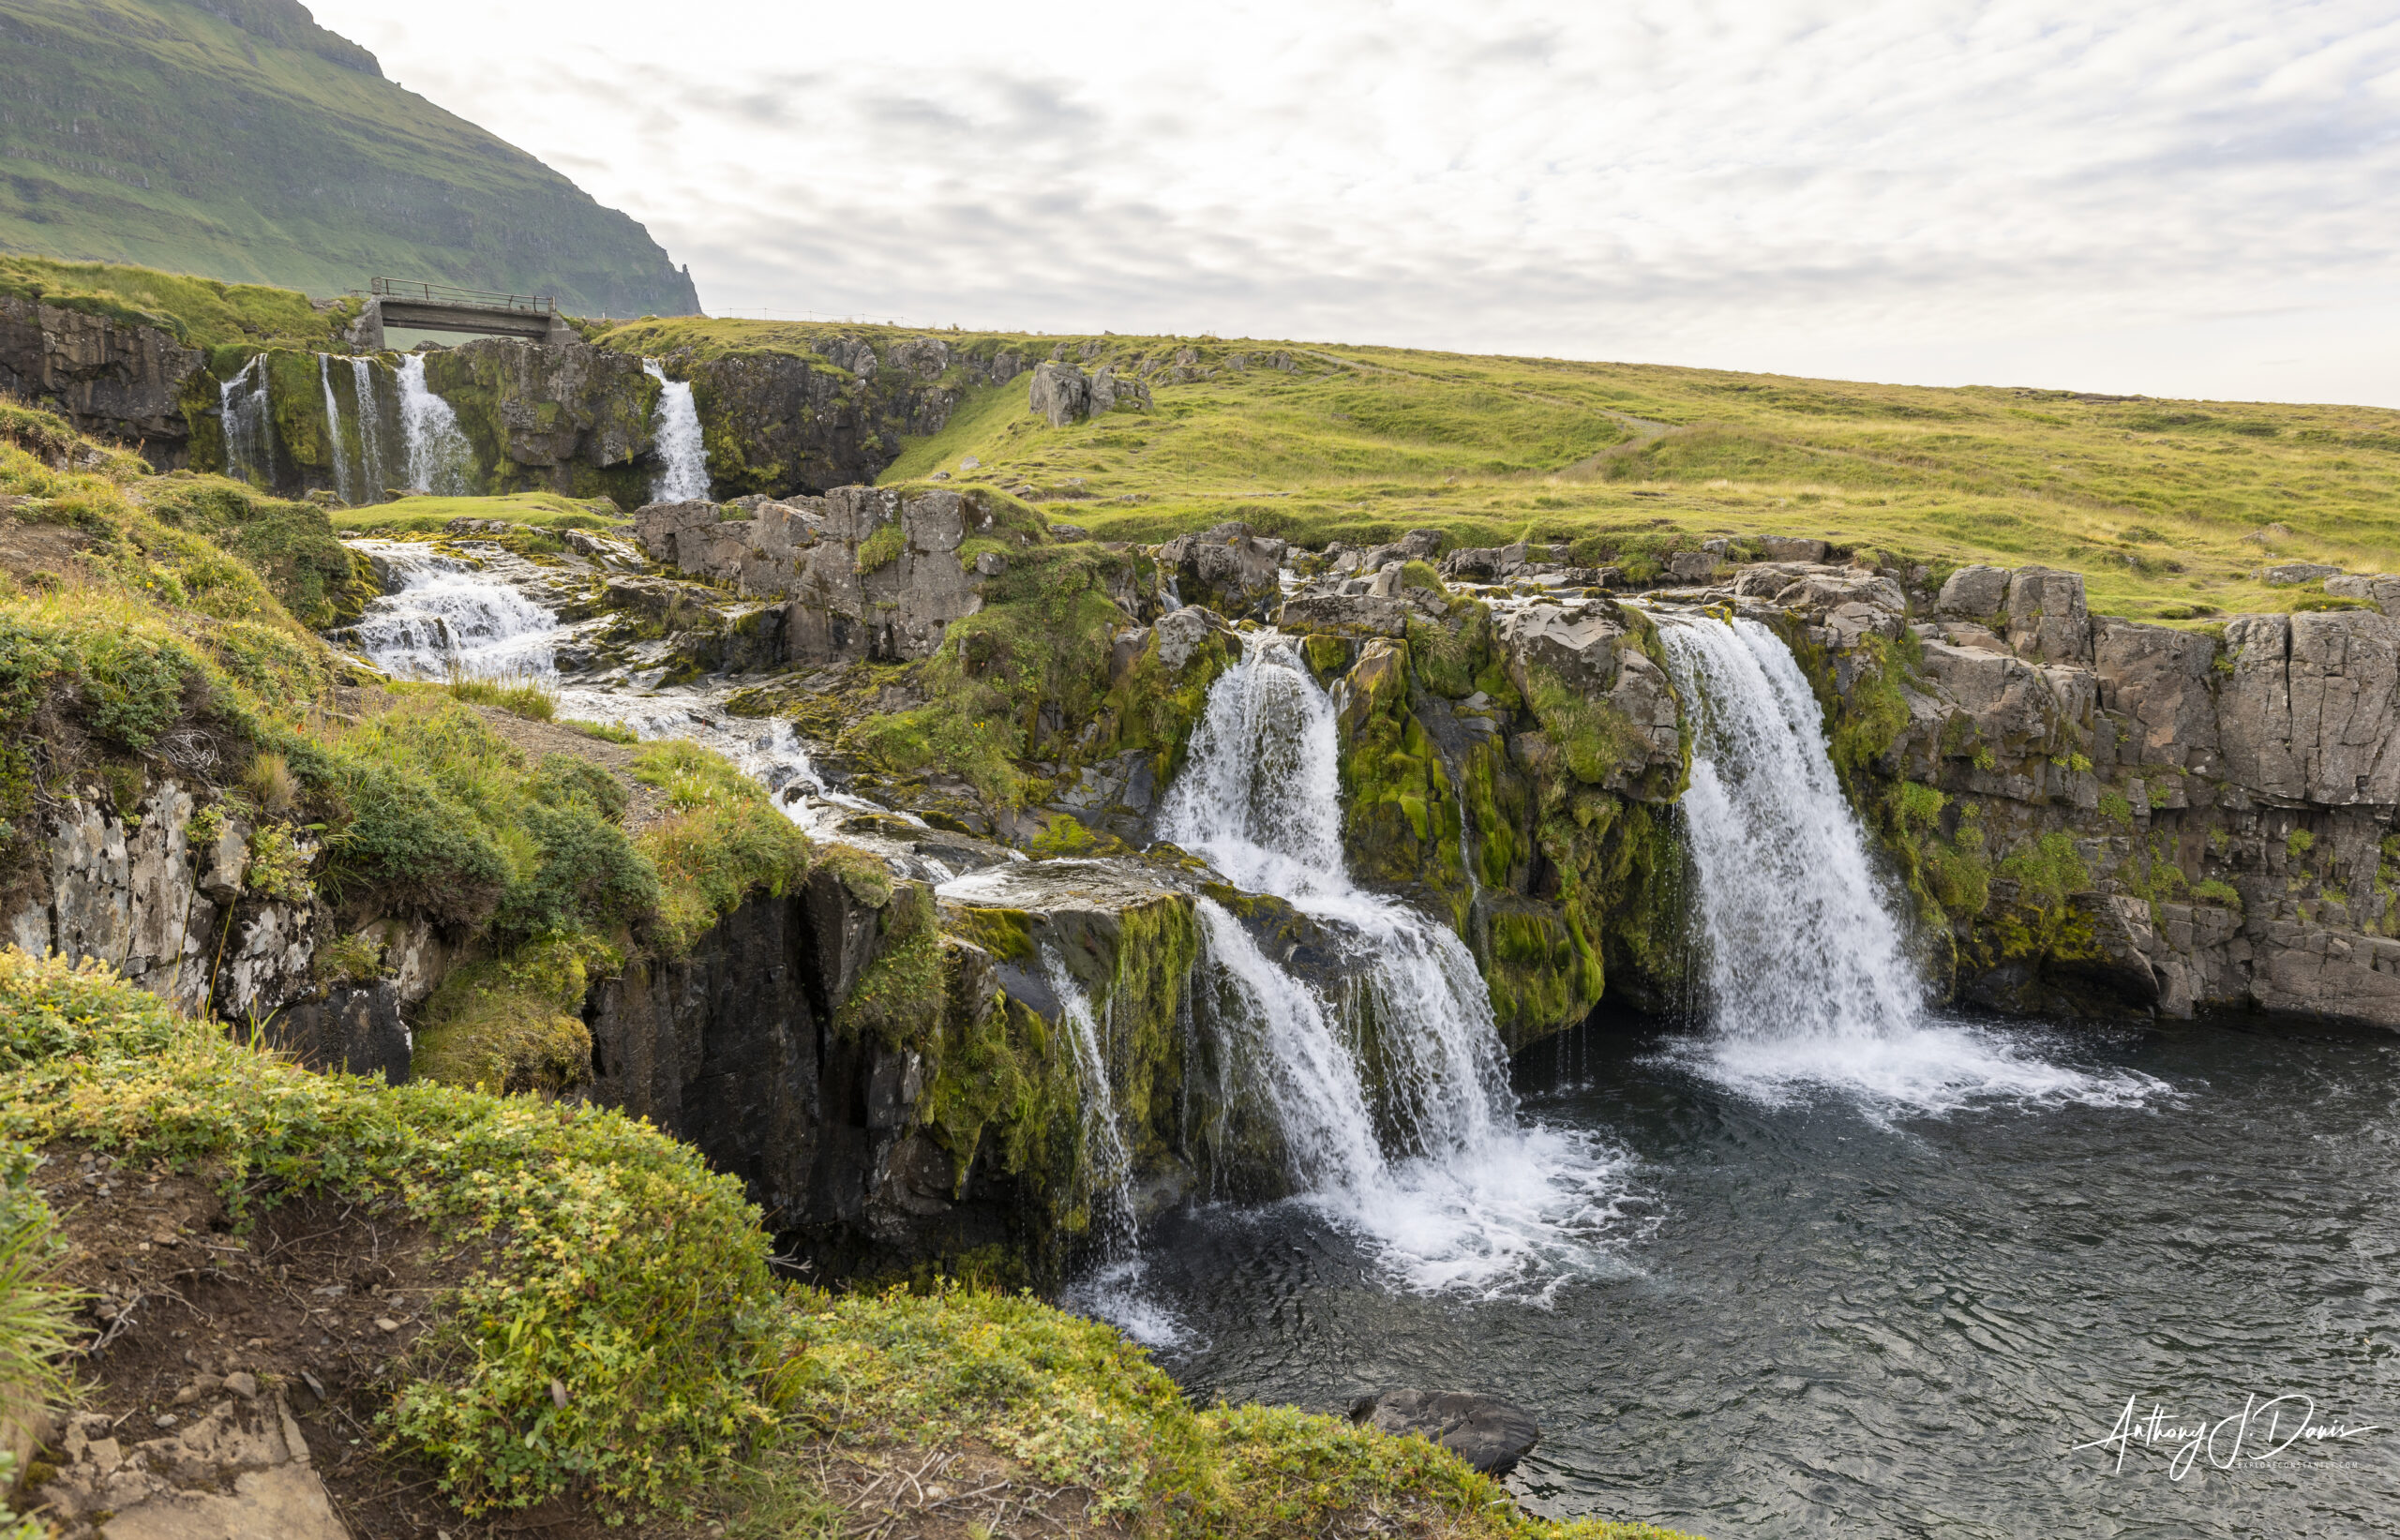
[0,0,698,315]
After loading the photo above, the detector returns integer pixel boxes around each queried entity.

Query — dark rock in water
[1348,1389,1540,1475]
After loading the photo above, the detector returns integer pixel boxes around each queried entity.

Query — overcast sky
[310,0,2400,408]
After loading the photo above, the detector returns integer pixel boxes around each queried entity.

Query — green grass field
[601,319,2400,626]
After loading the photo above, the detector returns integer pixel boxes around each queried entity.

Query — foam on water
[1653,613,2167,1115]
[1160,635,1638,1299]
[346,541,556,678]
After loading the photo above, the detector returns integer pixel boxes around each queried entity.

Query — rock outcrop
[0,296,203,466]
[1348,1390,1541,1476]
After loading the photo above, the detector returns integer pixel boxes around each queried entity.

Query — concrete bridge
[351,278,578,350]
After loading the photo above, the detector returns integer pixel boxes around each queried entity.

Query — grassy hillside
[0,252,353,349]
[0,0,697,316]
[620,318,2400,625]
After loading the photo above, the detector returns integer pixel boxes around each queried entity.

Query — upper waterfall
[1654,613,2163,1114]
[218,354,273,489]
[643,360,710,502]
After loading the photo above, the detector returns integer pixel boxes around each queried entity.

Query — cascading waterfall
[349,357,391,501]
[343,541,557,679]
[1159,634,1629,1296]
[643,360,710,502]
[1654,613,2163,1113]
[1047,954,1139,1263]
[397,355,474,495]
[218,354,274,488]
[317,354,357,505]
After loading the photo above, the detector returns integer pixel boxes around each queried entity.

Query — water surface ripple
[1147,1013,2400,1538]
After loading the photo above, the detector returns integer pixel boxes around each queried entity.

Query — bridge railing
[369,277,554,314]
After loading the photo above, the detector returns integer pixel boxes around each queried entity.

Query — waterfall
[1047,952,1139,1263]
[349,357,391,502]
[317,354,356,505]
[1159,635,1628,1296]
[218,355,274,488]
[1653,613,2164,1113]
[398,355,474,495]
[342,540,557,679]
[643,360,710,502]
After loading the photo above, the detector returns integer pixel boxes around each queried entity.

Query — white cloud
[311,0,2400,405]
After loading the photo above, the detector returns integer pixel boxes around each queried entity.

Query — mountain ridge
[0,0,699,316]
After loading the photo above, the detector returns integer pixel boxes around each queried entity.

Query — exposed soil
[27,1141,702,1539]
[29,1143,1114,1540]
[0,508,94,584]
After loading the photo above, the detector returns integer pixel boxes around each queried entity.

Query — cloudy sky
[310,0,2400,407]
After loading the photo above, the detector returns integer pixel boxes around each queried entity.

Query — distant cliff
[0,0,699,317]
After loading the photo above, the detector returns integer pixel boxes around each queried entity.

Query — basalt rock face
[422,338,661,505]
[0,297,203,466]
[683,335,1033,501]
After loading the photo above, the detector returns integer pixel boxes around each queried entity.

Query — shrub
[414,936,613,1095]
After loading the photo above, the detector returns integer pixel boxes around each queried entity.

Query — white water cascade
[398,355,474,495]
[1159,635,1630,1297]
[318,354,358,505]
[218,354,274,487]
[1654,613,2164,1113]
[349,357,390,501]
[344,541,557,679]
[643,360,710,502]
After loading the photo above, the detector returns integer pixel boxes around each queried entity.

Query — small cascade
[343,541,557,678]
[397,355,474,495]
[1046,953,1139,1263]
[218,355,274,488]
[1159,634,1626,1296]
[349,357,392,501]
[643,360,710,502]
[1654,613,2164,1113]
[317,354,356,505]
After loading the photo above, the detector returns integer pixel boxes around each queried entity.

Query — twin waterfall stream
[217,351,706,502]
[334,542,2393,1538]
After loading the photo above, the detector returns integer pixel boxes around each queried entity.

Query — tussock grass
[443,666,557,721]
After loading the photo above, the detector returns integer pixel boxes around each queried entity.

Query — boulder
[2003,566,2092,665]
[1348,1390,1540,1476]
[1159,520,1282,617]
[632,499,722,566]
[1030,360,1091,427]
[1277,593,1407,637]
[2263,561,2344,586]
[1665,549,1721,584]
[1759,534,1830,562]
[2324,574,2400,616]
[39,1396,347,1540]
[1937,563,2012,619]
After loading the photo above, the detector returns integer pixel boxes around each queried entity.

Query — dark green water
[1137,1011,2400,1538]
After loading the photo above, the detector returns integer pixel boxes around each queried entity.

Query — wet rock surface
[1348,1389,1541,1475]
